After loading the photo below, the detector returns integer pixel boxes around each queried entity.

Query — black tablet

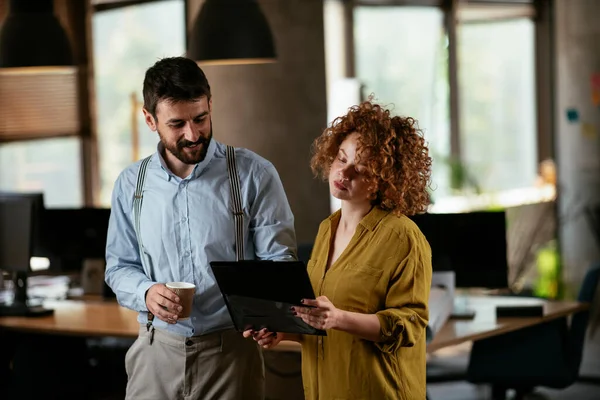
[210,260,326,336]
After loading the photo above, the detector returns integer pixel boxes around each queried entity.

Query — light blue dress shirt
[105,139,297,337]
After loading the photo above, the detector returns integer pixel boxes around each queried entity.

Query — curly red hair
[311,100,432,216]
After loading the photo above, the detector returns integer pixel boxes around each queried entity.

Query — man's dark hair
[143,57,211,119]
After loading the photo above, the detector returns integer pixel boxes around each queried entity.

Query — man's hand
[243,328,284,349]
[145,283,182,324]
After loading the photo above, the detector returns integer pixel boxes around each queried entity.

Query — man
[105,56,297,400]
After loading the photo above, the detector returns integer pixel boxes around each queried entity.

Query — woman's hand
[243,328,284,349]
[293,296,344,330]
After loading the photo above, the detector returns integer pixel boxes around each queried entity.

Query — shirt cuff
[138,280,155,311]
[375,312,402,353]
[376,308,424,353]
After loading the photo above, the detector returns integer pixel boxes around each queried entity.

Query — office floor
[427,333,600,400]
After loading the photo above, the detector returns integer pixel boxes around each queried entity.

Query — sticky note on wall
[566,108,579,123]
[593,91,600,107]
[582,123,597,140]
[592,73,600,106]
[591,73,600,89]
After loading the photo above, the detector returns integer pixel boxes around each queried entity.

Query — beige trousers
[125,326,265,400]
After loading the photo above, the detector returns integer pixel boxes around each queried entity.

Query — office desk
[426,295,589,353]
[0,296,587,400]
[0,299,302,351]
[0,299,139,337]
[0,296,588,354]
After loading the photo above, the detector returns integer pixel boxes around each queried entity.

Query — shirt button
[183,251,190,257]
[410,315,416,322]
[181,217,187,223]
[185,339,193,346]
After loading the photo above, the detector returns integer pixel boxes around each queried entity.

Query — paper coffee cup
[166,282,196,320]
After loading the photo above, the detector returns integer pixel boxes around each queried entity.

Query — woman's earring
[369,189,381,201]
[369,190,379,201]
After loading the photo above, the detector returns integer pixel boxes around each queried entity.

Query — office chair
[466,263,600,400]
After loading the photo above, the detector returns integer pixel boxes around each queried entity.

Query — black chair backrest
[568,263,600,377]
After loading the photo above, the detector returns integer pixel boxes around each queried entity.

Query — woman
[246,100,432,399]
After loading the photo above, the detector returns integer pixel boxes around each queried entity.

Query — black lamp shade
[0,0,73,68]
[188,0,276,65]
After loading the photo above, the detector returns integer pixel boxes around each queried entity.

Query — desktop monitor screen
[0,200,34,272]
[410,211,509,289]
[0,192,55,316]
[35,208,111,272]
[0,192,45,273]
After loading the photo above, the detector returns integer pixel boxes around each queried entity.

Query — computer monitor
[34,207,114,298]
[35,208,111,272]
[0,192,53,317]
[410,211,509,289]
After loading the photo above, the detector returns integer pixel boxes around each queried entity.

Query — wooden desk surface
[426,295,589,353]
[0,296,588,355]
[0,298,303,351]
[0,299,140,338]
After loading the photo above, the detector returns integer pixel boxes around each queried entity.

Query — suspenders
[133,155,152,272]
[226,145,244,262]
[132,145,244,333]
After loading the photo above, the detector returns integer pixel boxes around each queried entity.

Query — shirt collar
[155,139,217,181]
[359,206,390,231]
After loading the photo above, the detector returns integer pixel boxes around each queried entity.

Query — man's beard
[159,125,213,165]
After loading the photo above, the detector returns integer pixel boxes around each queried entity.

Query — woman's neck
[338,201,372,233]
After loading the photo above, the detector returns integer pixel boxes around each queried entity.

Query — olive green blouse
[301,207,432,400]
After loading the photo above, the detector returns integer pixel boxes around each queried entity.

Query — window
[92,0,185,206]
[350,3,545,212]
[458,19,537,194]
[0,138,83,207]
[353,7,451,202]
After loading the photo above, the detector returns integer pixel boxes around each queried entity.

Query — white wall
[555,0,600,293]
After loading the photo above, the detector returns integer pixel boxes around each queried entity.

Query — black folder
[210,260,326,336]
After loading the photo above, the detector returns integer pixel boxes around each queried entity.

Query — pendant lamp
[188,0,276,66]
[0,0,73,69]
